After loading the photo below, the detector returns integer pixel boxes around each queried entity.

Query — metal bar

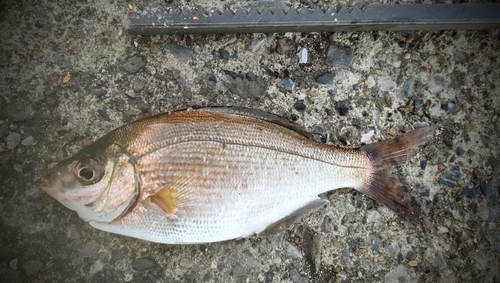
[128,4,500,35]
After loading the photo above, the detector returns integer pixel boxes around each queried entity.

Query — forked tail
[359,126,434,227]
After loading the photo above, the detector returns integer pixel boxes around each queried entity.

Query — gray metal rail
[128,4,500,34]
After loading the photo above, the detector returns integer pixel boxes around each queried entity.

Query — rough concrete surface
[0,0,499,282]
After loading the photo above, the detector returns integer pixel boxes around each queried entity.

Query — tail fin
[359,126,434,227]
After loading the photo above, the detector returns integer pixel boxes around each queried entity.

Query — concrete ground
[0,0,499,282]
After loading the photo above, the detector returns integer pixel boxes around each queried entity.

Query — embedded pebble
[169,44,193,59]
[9,258,18,270]
[321,215,332,233]
[7,133,21,150]
[6,103,33,122]
[430,76,448,94]
[385,265,409,283]
[455,146,465,156]
[368,234,382,254]
[92,89,106,98]
[386,242,400,258]
[408,261,418,267]
[251,38,266,53]
[282,77,294,91]
[179,257,193,269]
[480,180,493,198]
[433,252,448,270]
[315,72,334,84]
[461,187,476,199]
[285,242,303,259]
[89,260,103,275]
[438,165,462,188]
[21,136,35,146]
[325,45,353,68]
[294,101,306,112]
[336,101,349,116]
[22,260,43,276]
[219,48,230,60]
[132,256,157,271]
[208,74,217,86]
[0,121,9,137]
[122,55,146,74]
[378,76,397,92]
[274,63,282,70]
[289,268,308,283]
[132,79,145,92]
[397,77,415,98]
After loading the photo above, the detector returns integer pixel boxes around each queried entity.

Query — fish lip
[41,170,65,200]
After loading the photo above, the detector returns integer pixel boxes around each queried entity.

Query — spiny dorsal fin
[195,106,313,139]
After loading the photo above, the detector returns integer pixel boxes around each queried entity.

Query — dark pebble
[347,237,362,253]
[123,55,146,74]
[92,89,106,98]
[98,108,110,121]
[325,45,353,68]
[111,249,123,261]
[455,146,465,156]
[420,187,430,200]
[169,44,193,59]
[352,119,364,129]
[368,234,382,254]
[341,250,350,264]
[208,74,217,86]
[294,101,306,111]
[132,256,157,271]
[338,135,348,145]
[336,101,349,116]
[413,98,424,112]
[289,268,307,283]
[313,126,327,143]
[21,162,33,173]
[398,41,406,48]
[448,103,460,114]
[480,180,493,198]
[315,72,334,84]
[321,215,332,233]
[282,77,294,91]
[438,165,462,188]
[6,102,33,122]
[22,260,43,276]
[467,219,479,230]
[420,160,427,170]
[219,48,230,60]
[265,271,274,282]
[352,83,360,91]
[341,212,356,225]
[0,122,9,137]
[461,187,476,199]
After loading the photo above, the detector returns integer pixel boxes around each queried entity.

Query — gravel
[1,1,499,282]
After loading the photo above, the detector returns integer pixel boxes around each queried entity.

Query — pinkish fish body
[43,107,432,244]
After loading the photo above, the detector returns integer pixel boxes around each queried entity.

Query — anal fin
[260,199,329,236]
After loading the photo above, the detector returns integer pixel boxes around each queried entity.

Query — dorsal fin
[194,106,313,139]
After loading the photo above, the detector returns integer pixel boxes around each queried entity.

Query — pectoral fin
[260,199,329,236]
[148,172,195,218]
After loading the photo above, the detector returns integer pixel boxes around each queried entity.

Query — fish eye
[74,159,103,185]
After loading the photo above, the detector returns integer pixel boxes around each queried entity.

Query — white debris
[361,130,374,144]
[298,48,308,63]
[274,63,282,70]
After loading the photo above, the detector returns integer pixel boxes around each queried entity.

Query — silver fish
[43,107,433,244]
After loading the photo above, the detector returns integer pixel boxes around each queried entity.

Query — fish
[42,107,433,244]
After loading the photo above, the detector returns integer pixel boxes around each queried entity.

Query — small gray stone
[438,165,462,188]
[325,45,353,68]
[123,55,147,74]
[219,48,230,60]
[282,77,294,91]
[92,89,106,98]
[341,250,351,265]
[315,72,334,84]
[251,38,266,53]
[9,259,18,270]
[22,260,43,276]
[385,265,409,283]
[132,256,157,271]
[432,252,447,270]
[321,215,332,233]
[7,133,21,150]
[289,268,308,283]
[98,108,111,122]
[368,234,382,254]
[430,75,448,94]
[21,136,35,146]
[294,101,306,112]
[397,77,415,98]
[89,260,103,275]
[230,263,245,278]
[0,121,9,137]
[77,243,93,258]
[386,242,400,258]
[378,76,397,92]
[6,103,33,121]
[169,44,193,59]
[133,79,145,92]
[179,257,193,269]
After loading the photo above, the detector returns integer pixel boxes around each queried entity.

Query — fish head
[43,142,138,223]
